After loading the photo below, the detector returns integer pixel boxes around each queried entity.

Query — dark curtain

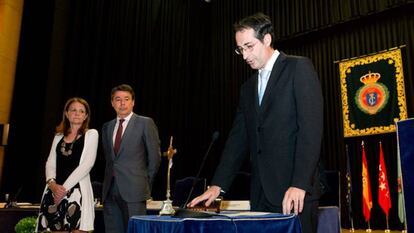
[2,0,414,230]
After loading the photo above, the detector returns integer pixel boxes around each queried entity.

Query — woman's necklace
[60,134,78,156]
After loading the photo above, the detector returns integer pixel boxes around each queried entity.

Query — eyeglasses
[234,41,258,55]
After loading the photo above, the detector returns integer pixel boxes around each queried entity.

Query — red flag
[378,142,391,216]
[362,141,372,222]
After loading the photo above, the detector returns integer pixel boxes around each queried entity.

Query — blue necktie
[258,70,269,105]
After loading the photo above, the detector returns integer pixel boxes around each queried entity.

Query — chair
[225,172,251,200]
[91,181,103,201]
[317,170,341,233]
[319,170,340,207]
[172,177,206,207]
[317,206,341,233]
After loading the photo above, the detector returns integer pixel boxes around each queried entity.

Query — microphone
[173,131,219,218]
[5,187,22,208]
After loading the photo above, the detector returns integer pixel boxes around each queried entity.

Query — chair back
[172,177,206,207]
[225,172,251,200]
[319,170,340,207]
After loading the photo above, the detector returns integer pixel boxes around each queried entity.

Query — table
[0,201,164,233]
[0,207,40,233]
[0,206,105,233]
[128,212,302,233]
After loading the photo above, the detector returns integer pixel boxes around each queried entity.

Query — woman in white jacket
[37,97,98,233]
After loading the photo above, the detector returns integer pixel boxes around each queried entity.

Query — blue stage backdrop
[396,118,414,232]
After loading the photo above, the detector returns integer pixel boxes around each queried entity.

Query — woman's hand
[48,182,67,205]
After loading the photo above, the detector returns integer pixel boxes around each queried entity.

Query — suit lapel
[107,119,117,160]
[117,113,137,157]
[260,52,287,110]
[254,72,260,114]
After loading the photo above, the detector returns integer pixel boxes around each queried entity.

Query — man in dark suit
[189,13,323,233]
[102,84,161,233]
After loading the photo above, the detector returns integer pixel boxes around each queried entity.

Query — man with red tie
[102,84,161,233]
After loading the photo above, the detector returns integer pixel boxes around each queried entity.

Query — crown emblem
[360,72,381,84]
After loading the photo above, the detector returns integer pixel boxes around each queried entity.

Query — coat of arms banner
[339,48,407,137]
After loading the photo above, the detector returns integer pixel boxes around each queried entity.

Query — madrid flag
[378,142,391,216]
[362,141,373,222]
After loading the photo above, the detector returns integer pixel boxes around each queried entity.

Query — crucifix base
[159,199,176,215]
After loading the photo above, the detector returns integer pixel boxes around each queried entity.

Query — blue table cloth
[128,212,301,233]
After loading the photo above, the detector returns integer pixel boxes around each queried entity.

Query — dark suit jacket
[212,52,323,208]
[102,113,161,202]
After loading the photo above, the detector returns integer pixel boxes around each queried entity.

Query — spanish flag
[362,141,373,222]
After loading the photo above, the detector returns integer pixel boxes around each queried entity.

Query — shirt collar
[117,112,133,122]
[260,50,280,74]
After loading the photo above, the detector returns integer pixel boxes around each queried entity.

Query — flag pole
[385,215,390,232]
[350,203,355,231]
[362,141,373,233]
[345,144,355,232]
[367,220,372,232]
[396,122,408,233]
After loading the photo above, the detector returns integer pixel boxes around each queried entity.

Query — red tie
[114,119,125,155]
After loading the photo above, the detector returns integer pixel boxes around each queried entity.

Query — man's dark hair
[234,12,276,48]
[111,84,135,100]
